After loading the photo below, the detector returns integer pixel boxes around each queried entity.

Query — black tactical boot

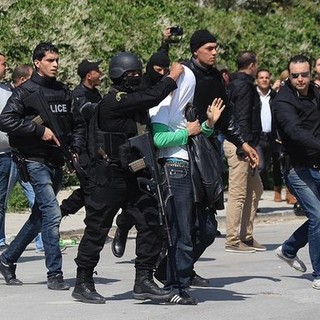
[133,269,173,301]
[72,268,106,304]
[0,255,23,285]
[111,227,129,258]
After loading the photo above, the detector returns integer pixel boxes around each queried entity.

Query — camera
[170,25,183,36]
[169,25,183,43]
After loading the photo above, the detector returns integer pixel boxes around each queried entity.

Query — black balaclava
[112,72,142,92]
[146,52,170,85]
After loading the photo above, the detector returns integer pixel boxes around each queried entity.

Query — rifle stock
[128,132,173,247]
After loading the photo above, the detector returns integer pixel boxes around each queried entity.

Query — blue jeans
[5,162,42,250]
[192,203,217,263]
[6,161,35,207]
[0,153,12,245]
[164,163,194,290]
[2,161,63,277]
[283,166,320,279]
[1,157,36,243]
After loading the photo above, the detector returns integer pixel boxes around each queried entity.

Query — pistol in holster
[11,152,30,182]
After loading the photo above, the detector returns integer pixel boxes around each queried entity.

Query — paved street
[1,190,317,320]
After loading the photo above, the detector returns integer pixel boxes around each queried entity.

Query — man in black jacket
[224,51,264,253]
[272,54,320,290]
[60,59,103,217]
[72,51,183,304]
[180,30,259,284]
[155,29,259,286]
[0,42,86,290]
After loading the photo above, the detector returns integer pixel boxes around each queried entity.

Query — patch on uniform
[116,92,127,101]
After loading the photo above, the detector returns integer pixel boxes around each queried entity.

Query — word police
[49,103,68,113]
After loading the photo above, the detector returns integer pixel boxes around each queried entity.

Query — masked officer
[111,50,170,258]
[72,51,183,304]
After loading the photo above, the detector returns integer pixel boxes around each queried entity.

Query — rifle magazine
[128,158,146,172]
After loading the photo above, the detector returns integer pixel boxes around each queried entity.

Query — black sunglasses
[290,72,310,79]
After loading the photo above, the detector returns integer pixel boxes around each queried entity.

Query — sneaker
[0,256,23,285]
[167,291,198,305]
[47,274,70,290]
[274,245,306,272]
[242,238,267,251]
[225,241,256,253]
[312,279,320,290]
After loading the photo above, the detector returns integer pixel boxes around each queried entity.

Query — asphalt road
[0,216,317,320]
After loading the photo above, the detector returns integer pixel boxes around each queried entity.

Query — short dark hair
[287,54,311,72]
[256,68,271,78]
[32,42,59,62]
[237,51,257,70]
[0,52,5,58]
[12,64,33,84]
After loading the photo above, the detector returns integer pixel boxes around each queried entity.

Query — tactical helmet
[109,52,143,80]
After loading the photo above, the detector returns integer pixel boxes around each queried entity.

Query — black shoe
[133,269,173,302]
[47,274,70,290]
[111,227,129,258]
[0,256,23,285]
[294,203,305,216]
[190,273,210,287]
[216,230,222,237]
[167,291,198,305]
[72,269,106,304]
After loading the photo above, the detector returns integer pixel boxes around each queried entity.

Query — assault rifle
[26,90,86,179]
[128,132,172,247]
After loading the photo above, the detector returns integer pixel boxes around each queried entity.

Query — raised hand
[206,98,225,128]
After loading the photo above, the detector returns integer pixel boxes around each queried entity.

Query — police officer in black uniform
[111,50,171,258]
[60,59,103,217]
[72,52,183,304]
[0,42,85,290]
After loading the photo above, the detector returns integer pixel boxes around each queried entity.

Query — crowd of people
[1,25,320,305]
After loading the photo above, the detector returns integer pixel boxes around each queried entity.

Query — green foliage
[3,0,311,210]
[0,0,320,86]
[7,184,30,213]
[62,168,80,188]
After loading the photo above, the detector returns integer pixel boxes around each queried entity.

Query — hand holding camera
[163,25,183,43]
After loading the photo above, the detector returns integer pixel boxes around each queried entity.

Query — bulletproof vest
[45,89,73,143]
[87,83,155,176]
[184,60,227,123]
[87,106,127,165]
[23,86,73,144]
